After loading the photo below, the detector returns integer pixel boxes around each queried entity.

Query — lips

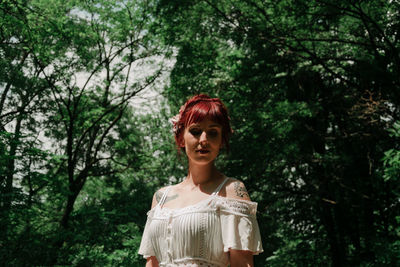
[196,149,210,154]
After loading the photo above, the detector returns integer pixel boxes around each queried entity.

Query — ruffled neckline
[148,195,258,218]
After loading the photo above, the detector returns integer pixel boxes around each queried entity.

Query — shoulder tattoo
[155,190,163,203]
[233,181,250,199]
[155,189,178,204]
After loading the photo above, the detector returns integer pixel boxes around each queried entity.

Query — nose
[199,131,208,145]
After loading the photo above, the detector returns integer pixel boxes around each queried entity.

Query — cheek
[178,132,190,148]
[213,135,223,145]
[182,133,195,147]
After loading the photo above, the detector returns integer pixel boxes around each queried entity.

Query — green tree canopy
[156,0,400,265]
[1,0,399,266]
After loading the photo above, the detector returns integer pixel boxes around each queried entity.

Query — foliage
[156,0,400,266]
[1,0,400,266]
[0,0,168,265]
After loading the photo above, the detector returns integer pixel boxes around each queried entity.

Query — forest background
[1,0,399,266]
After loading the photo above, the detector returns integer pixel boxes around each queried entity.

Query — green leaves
[1,0,399,265]
[383,148,400,181]
[157,0,400,265]
[383,122,400,184]
[1,0,167,265]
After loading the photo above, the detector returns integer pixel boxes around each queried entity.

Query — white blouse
[138,178,263,267]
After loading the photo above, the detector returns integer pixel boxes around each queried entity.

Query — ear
[179,138,185,148]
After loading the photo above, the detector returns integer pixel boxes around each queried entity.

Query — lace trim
[153,197,216,217]
[159,258,225,267]
[149,195,258,218]
[216,197,258,216]
[199,214,206,257]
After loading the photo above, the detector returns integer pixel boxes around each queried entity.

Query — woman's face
[181,118,223,165]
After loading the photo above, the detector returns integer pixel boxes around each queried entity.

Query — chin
[191,156,218,165]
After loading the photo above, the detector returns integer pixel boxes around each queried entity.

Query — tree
[0,0,169,264]
[156,0,400,265]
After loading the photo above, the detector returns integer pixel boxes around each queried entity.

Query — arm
[229,250,254,267]
[151,190,160,209]
[145,256,159,267]
[144,190,163,267]
[225,179,254,266]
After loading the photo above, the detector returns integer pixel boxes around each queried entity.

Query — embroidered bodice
[138,178,263,267]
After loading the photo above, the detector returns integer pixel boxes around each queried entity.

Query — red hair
[173,94,233,152]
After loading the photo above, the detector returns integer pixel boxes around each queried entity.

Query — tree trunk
[60,189,80,229]
[320,202,346,267]
[1,109,23,234]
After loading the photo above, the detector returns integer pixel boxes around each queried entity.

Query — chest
[148,209,225,260]
[149,205,220,238]
[162,190,216,210]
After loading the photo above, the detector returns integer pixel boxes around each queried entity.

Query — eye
[189,129,201,136]
[208,130,219,137]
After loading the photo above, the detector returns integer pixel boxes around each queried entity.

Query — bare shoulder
[151,185,180,209]
[224,178,251,201]
[151,186,169,209]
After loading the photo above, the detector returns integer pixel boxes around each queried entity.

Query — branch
[92,106,125,162]
[202,0,241,30]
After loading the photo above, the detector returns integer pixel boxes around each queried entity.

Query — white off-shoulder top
[138,178,263,267]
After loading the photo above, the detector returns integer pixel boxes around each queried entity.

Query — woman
[139,94,263,267]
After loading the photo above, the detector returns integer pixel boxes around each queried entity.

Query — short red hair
[173,94,233,152]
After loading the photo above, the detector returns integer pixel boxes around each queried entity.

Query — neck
[185,161,222,186]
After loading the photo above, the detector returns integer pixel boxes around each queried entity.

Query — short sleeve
[138,210,155,258]
[218,198,263,255]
